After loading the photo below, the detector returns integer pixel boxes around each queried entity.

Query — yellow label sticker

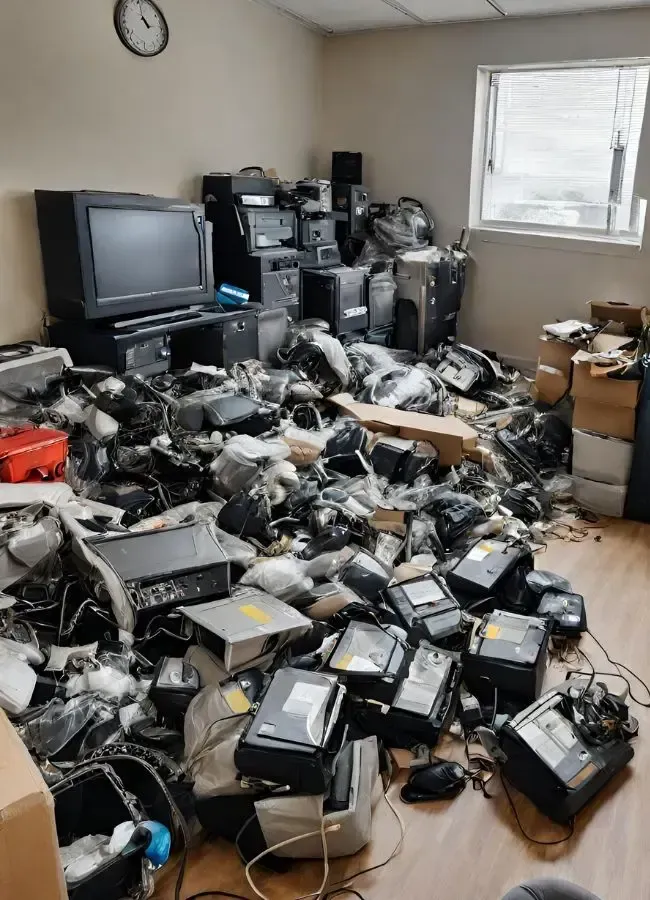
[335,653,354,670]
[479,543,493,554]
[239,604,272,625]
[485,624,501,640]
[223,686,251,714]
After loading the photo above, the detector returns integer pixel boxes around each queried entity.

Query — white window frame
[469,58,650,252]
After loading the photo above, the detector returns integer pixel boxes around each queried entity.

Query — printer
[203,172,300,315]
[278,179,340,270]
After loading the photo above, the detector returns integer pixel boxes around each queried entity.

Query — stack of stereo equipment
[394,245,468,354]
[278,179,341,270]
[203,172,300,318]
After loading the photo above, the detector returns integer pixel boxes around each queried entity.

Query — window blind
[481,64,650,237]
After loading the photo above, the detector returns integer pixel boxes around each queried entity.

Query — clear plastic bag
[27,694,100,757]
[210,435,290,497]
[240,555,314,603]
[358,365,437,412]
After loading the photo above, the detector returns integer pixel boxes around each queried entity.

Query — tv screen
[88,206,204,306]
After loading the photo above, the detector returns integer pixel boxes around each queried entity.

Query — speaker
[332,151,363,185]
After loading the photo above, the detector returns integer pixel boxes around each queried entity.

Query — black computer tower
[170,308,259,369]
[332,185,370,249]
[301,266,367,336]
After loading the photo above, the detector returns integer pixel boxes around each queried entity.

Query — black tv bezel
[74,192,212,321]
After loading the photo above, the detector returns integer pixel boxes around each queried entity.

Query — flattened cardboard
[328,395,477,466]
[571,476,628,517]
[537,337,575,377]
[590,300,645,328]
[0,710,67,900]
[571,360,639,408]
[573,398,636,441]
[572,429,633,486]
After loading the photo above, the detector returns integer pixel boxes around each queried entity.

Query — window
[473,62,650,244]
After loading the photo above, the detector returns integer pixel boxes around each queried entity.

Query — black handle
[238,166,265,176]
[398,196,424,209]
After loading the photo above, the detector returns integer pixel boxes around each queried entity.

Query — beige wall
[0,0,322,342]
[320,9,650,363]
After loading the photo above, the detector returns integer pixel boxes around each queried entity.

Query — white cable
[245,821,339,900]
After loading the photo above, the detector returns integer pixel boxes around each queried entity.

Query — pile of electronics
[0,161,640,900]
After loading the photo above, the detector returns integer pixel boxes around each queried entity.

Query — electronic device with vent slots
[86,522,230,617]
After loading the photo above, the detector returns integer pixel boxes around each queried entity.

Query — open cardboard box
[0,710,67,900]
[590,300,646,329]
[328,394,477,467]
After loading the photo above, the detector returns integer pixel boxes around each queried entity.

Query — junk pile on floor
[0,331,642,900]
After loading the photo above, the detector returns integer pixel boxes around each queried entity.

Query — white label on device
[283,682,329,717]
[467,543,493,562]
[343,306,366,318]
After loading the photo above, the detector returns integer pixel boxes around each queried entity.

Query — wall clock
[114,0,169,58]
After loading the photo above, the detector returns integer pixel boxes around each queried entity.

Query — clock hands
[137,0,152,28]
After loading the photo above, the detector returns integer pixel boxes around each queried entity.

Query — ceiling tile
[270,0,414,31]
[399,0,502,20]
[500,0,650,13]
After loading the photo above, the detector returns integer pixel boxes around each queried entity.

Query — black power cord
[500,772,575,846]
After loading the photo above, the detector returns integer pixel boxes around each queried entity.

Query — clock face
[114,0,169,57]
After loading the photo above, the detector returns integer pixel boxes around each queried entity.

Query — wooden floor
[156,519,650,900]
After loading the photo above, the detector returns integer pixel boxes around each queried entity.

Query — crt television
[35,191,214,321]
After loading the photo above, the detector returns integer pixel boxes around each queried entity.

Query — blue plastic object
[217,283,249,308]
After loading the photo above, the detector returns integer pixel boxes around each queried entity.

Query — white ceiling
[253,0,650,32]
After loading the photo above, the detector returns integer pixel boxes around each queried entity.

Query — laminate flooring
[156,519,650,900]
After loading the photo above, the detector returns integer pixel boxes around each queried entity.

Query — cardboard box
[328,395,477,467]
[571,360,639,408]
[534,366,569,405]
[572,429,634,486]
[571,476,628,517]
[537,337,576,377]
[573,398,636,441]
[590,300,646,328]
[0,710,67,900]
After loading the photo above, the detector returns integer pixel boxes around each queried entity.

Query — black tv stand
[108,308,204,330]
[48,306,261,378]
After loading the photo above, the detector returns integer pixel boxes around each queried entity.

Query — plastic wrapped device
[210,435,290,497]
[358,365,439,412]
[184,682,255,798]
[240,555,314,603]
[372,197,433,254]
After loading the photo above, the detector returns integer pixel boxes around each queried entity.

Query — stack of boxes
[533,301,644,518]
[570,302,643,517]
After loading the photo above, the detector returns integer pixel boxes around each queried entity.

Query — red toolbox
[0,425,69,483]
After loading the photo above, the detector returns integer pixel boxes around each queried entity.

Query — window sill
[474,226,643,258]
